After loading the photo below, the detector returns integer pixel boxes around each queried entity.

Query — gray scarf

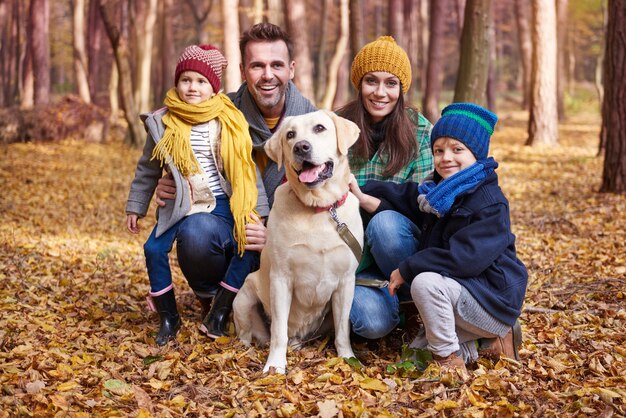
[228,81,316,206]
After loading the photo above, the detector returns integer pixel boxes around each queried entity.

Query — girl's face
[433,137,477,179]
[359,71,400,123]
[176,71,215,104]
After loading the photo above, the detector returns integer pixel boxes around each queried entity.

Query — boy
[126,44,260,345]
[350,103,528,374]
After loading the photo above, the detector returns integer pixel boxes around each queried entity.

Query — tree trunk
[315,0,332,104]
[422,0,447,122]
[388,0,403,45]
[419,0,429,107]
[600,0,626,194]
[320,0,348,110]
[486,4,496,112]
[98,0,143,147]
[134,0,157,113]
[1,0,21,107]
[405,0,420,105]
[222,0,241,92]
[71,0,91,103]
[184,0,213,44]
[350,0,364,59]
[266,0,284,28]
[556,0,568,121]
[87,0,104,103]
[514,0,532,109]
[157,0,175,105]
[453,0,491,106]
[527,0,558,147]
[29,0,50,106]
[284,0,314,101]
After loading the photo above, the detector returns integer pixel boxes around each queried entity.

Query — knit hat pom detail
[430,103,498,160]
[174,44,228,93]
[351,36,412,94]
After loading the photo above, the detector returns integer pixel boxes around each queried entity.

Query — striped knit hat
[174,44,227,92]
[430,103,498,160]
[351,36,412,94]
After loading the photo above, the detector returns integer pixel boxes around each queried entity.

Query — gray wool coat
[125,108,269,238]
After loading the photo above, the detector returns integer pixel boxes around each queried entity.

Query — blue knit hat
[430,103,498,160]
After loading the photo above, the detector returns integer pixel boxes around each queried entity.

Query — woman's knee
[350,288,399,339]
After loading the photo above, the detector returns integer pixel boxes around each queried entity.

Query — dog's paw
[262,362,286,374]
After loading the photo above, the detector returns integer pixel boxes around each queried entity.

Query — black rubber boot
[200,287,237,338]
[151,289,181,346]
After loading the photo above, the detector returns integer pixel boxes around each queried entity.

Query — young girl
[336,36,433,340]
[350,103,528,373]
[126,44,260,345]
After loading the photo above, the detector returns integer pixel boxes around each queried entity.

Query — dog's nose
[293,140,312,157]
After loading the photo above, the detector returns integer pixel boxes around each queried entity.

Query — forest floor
[0,108,624,417]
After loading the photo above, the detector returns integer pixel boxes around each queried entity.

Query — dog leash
[328,206,363,263]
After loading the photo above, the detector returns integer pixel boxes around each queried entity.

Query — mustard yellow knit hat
[351,36,412,94]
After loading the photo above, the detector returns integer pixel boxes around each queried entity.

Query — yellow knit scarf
[152,88,257,254]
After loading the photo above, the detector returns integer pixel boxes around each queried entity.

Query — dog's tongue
[298,163,325,183]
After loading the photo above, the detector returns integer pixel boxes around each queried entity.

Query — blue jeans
[350,210,420,339]
[144,197,259,296]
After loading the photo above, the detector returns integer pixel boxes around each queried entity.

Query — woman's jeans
[144,207,259,297]
[350,210,420,339]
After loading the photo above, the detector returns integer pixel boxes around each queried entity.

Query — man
[154,23,316,337]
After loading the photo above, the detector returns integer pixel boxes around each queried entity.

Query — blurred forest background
[0,0,608,136]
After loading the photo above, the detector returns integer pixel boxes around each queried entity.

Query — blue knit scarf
[417,157,498,217]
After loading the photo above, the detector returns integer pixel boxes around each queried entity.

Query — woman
[336,36,434,340]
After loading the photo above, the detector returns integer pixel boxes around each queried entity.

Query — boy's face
[359,71,401,123]
[240,40,295,118]
[432,137,477,180]
[176,71,215,104]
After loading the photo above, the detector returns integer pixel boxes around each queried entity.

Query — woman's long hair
[337,88,418,177]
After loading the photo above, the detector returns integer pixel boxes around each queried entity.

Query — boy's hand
[127,214,140,234]
[245,213,266,252]
[155,174,176,207]
[388,269,405,296]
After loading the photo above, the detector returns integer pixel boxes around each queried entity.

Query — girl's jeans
[143,200,259,297]
[350,210,420,339]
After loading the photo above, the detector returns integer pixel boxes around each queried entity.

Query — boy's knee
[410,272,443,302]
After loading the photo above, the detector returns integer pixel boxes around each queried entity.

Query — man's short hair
[240,23,293,64]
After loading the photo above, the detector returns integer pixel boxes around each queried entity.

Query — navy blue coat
[362,172,527,327]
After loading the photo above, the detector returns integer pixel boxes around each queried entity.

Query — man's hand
[155,174,176,207]
[245,213,267,252]
[388,268,406,296]
[127,214,140,234]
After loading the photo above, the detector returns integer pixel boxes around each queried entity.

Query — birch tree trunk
[527,0,558,147]
[71,0,91,103]
[600,0,626,193]
[222,0,241,92]
[320,0,348,110]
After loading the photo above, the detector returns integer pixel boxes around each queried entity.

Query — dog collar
[315,192,349,213]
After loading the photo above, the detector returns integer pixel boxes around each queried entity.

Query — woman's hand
[388,268,406,296]
[349,174,380,213]
[245,213,267,252]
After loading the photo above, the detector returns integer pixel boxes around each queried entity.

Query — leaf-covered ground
[1,109,624,417]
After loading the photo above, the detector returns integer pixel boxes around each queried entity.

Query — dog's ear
[264,119,288,168]
[324,110,361,155]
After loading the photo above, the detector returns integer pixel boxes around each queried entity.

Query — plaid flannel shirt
[351,108,433,187]
[351,108,433,274]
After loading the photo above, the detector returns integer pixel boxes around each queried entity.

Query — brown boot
[479,320,522,361]
[432,352,467,374]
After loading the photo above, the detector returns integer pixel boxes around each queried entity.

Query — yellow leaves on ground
[1,112,625,416]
